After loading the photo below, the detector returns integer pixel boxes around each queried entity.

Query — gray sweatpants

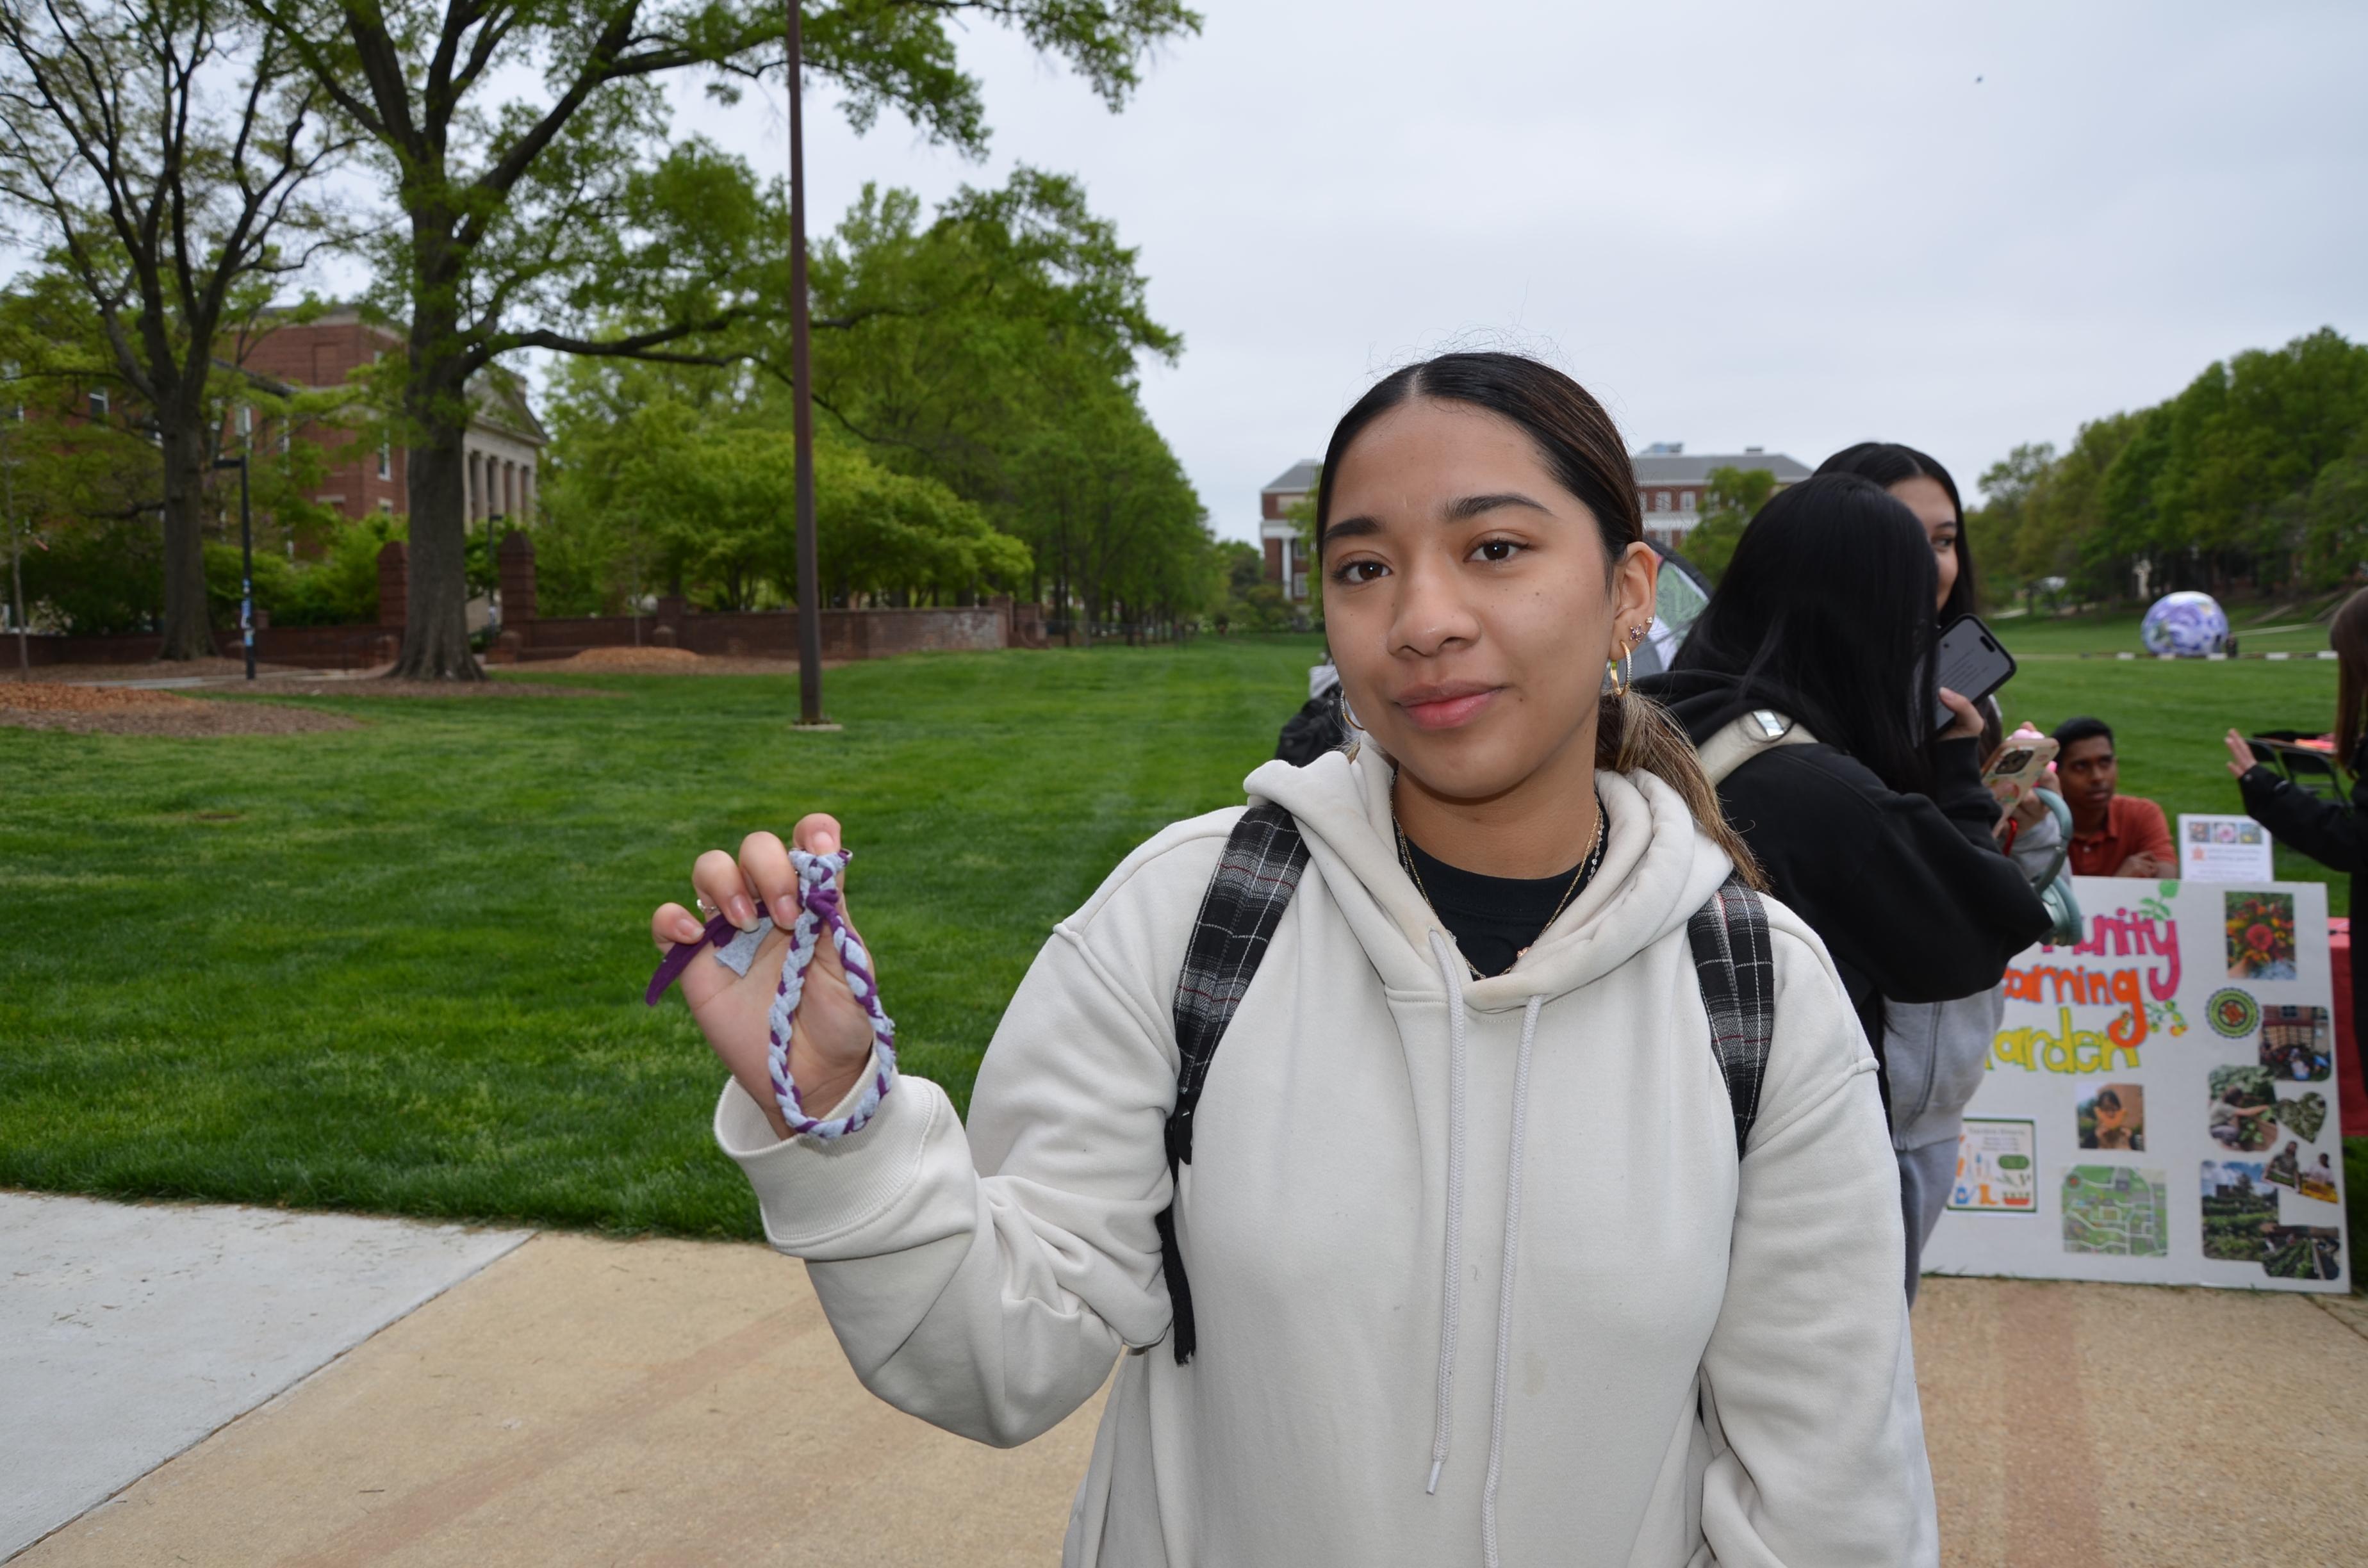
[1897,1141,1955,1306]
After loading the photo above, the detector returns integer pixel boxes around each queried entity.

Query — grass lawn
[2,627,2360,1270]
[1996,591,2349,658]
[0,637,1324,1238]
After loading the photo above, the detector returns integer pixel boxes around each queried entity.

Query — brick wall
[240,317,407,521]
[17,625,398,669]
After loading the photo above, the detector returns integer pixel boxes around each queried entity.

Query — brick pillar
[497,529,536,623]
[653,594,686,648]
[377,539,407,626]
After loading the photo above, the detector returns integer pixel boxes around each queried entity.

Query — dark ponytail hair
[1672,473,1943,794]
[1815,441,1977,623]
[1317,352,1763,888]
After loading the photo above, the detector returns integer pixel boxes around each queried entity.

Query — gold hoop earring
[1604,641,1634,699]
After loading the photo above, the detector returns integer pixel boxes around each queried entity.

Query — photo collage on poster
[2201,887,2344,1281]
[1930,877,2347,1291]
[2063,1076,2166,1255]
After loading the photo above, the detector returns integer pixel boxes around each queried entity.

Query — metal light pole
[213,454,254,680]
[6,451,26,681]
[786,0,825,726]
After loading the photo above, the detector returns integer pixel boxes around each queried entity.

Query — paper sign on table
[2177,814,2274,883]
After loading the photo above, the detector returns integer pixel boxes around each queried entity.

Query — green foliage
[548,169,1219,631]
[543,377,1026,611]
[206,513,402,630]
[245,0,1197,670]
[1684,465,1777,583]
[1980,329,2368,601]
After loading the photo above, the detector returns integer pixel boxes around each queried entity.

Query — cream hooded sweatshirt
[714,753,1938,1567]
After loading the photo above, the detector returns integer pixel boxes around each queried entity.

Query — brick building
[237,306,546,525]
[1629,442,1810,552]
[1258,459,1319,601]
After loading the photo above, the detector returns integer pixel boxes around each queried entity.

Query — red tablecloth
[2329,919,2368,1136]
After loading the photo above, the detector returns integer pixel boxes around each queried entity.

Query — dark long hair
[1671,473,1941,793]
[1816,441,1976,623]
[1316,352,1763,886]
[2333,587,2368,762]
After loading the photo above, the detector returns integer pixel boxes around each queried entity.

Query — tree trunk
[156,423,213,660]
[393,309,484,681]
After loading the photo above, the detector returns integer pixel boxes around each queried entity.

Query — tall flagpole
[786,0,825,726]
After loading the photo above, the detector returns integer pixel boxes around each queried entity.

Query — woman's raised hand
[650,812,878,1139]
[2224,728,2259,779]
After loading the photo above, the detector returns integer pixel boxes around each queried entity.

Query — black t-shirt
[1400,835,1591,977]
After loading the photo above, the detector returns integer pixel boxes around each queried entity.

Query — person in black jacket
[2228,585,2368,1088]
[1638,474,2052,1088]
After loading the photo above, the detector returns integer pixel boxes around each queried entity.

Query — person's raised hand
[2224,728,2258,779]
[649,812,878,1139]
[1937,687,1984,742]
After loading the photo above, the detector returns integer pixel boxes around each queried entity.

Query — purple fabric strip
[643,899,772,1006]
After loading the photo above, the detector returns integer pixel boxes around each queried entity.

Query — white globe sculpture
[2141,591,2230,657]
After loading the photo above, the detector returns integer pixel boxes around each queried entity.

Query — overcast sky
[11,3,2362,543]
[700,0,2366,541]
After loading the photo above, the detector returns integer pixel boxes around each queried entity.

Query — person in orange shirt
[2053,717,2175,877]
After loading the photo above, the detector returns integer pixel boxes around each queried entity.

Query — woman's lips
[1395,683,1501,730]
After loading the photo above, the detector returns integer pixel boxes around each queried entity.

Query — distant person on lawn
[647,353,1934,1566]
[2053,716,2174,878]
[2225,585,2368,1093]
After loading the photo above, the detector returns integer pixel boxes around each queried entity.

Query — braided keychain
[643,847,896,1139]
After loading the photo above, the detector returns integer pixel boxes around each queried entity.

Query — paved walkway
[8,1193,2365,1566]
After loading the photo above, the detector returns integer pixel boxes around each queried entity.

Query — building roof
[468,369,548,446]
[1632,450,1811,485]
[1262,459,1321,494]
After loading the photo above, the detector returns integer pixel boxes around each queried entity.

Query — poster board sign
[2177,814,2274,883]
[1925,877,2350,1292]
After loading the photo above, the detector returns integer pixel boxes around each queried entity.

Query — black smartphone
[1930,614,2016,735]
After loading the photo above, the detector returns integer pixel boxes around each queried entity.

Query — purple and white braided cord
[754,847,896,1139]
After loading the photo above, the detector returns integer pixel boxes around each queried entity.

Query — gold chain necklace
[1394,791,1606,976]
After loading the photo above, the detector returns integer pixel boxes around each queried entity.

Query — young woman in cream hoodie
[648,353,1937,1566]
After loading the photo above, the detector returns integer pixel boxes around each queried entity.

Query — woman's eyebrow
[1445,491,1552,521]
[1321,515,1380,547]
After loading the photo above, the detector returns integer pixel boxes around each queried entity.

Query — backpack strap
[1159,801,1309,1364]
[1696,710,1818,788]
[1687,878,1777,1159]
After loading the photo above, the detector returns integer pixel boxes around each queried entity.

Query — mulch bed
[13,657,309,684]
[0,681,361,738]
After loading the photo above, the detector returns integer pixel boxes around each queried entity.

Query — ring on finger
[695,895,718,922]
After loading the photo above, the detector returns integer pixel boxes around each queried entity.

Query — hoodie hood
[1246,749,1733,1013]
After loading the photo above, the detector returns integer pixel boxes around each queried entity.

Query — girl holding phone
[1809,443,2069,1296]
[1641,475,2055,1302]
[650,355,1934,1565]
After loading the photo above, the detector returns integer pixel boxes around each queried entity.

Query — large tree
[247,0,1199,680]
[0,0,351,657]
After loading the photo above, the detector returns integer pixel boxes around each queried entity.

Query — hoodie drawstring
[1481,994,1543,1568]
[1421,932,1545,1568]
[1424,931,1468,1497]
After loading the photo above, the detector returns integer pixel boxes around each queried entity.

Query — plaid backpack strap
[1687,877,1777,1160]
[1158,801,1309,1364]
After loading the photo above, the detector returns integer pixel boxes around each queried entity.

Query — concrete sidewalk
[1,1193,530,1561]
[10,1200,2367,1566]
